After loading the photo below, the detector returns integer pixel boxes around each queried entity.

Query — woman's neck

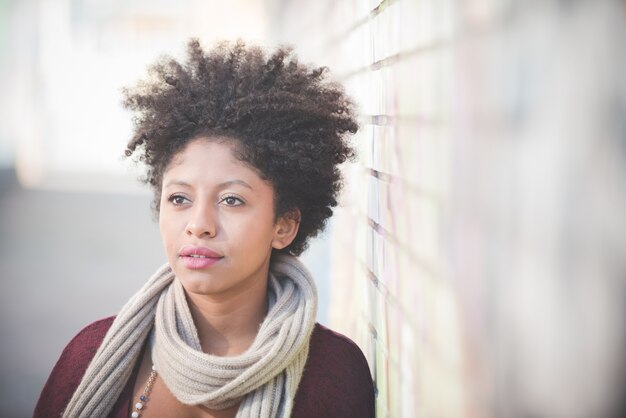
[184,275,269,356]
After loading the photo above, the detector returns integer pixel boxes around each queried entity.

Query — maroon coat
[34,317,375,418]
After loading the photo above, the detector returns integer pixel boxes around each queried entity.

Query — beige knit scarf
[62,253,317,418]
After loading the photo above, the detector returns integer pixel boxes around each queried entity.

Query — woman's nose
[185,207,217,238]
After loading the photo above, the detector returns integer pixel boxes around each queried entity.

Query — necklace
[131,364,158,418]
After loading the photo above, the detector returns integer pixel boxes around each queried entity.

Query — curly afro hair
[122,39,358,256]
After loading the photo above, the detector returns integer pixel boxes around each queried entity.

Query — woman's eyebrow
[163,180,192,188]
[163,179,253,189]
[217,179,253,190]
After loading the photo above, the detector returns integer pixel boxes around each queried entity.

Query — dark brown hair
[123,39,358,255]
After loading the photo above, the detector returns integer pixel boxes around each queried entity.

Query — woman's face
[159,138,296,298]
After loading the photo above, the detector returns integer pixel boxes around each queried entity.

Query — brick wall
[271,1,626,417]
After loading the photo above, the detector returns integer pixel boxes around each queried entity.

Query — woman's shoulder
[308,323,371,372]
[309,323,368,357]
[50,316,116,372]
[33,316,116,418]
[64,316,115,348]
[294,323,375,417]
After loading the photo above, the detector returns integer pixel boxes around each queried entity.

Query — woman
[34,39,375,418]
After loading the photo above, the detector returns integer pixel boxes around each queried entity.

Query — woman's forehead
[162,140,268,190]
[168,136,239,164]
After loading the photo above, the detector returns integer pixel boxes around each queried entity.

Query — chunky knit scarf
[62,253,317,418]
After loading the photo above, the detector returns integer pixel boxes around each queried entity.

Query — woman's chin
[176,273,224,296]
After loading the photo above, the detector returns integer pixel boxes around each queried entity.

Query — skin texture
[131,137,299,417]
[159,137,297,303]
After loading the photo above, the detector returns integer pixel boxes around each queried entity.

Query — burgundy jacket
[34,317,375,418]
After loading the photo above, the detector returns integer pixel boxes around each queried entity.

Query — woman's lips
[180,255,222,269]
[179,246,223,269]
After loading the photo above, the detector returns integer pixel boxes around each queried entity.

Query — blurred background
[1,0,625,417]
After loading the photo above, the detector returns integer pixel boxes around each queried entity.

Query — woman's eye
[220,195,244,206]
[168,194,189,205]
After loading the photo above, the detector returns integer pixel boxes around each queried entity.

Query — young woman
[34,39,374,418]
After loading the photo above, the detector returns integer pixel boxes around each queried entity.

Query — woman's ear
[272,209,301,250]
